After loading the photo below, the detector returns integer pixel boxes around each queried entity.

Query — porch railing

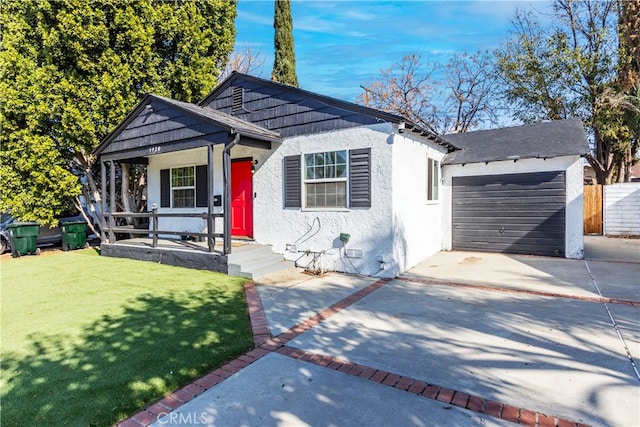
[102,206,223,253]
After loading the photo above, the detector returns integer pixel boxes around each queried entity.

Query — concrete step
[227,244,275,264]
[227,245,294,279]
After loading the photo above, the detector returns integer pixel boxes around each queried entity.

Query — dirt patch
[0,243,100,261]
[1,246,62,261]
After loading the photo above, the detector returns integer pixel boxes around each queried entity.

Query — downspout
[207,144,215,253]
[223,131,241,254]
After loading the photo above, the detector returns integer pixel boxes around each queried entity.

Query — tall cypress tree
[271,0,299,87]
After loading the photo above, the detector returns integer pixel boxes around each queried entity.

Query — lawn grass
[0,249,252,426]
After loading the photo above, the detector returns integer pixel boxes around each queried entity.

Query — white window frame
[303,150,348,209]
[427,157,440,202]
[171,165,196,208]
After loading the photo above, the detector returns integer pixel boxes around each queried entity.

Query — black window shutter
[195,165,208,207]
[160,169,170,208]
[283,155,301,208]
[349,148,371,208]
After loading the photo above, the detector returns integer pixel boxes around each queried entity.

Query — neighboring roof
[441,119,590,165]
[94,93,281,157]
[200,72,457,151]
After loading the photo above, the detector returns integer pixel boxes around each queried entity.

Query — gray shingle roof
[441,119,590,165]
[150,94,282,142]
[200,72,457,151]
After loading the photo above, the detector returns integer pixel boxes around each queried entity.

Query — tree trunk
[74,151,106,235]
[120,163,134,225]
[615,156,625,183]
[623,146,633,182]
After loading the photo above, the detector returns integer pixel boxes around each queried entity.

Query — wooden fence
[583,185,603,235]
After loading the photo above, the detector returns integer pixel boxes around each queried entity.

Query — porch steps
[227,244,294,279]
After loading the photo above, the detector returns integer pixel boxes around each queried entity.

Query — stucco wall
[441,156,584,259]
[604,182,640,236]
[147,147,217,235]
[147,144,280,236]
[253,123,397,277]
[146,123,447,277]
[391,132,447,274]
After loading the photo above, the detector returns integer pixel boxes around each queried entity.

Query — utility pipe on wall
[100,161,107,243]
[207,143,215,252]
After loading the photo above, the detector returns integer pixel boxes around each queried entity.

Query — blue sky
[234,0,552,102]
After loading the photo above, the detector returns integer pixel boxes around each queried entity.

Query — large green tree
[0,0,236,224]
[271,0,298,87]
[495,0,636,184]
[614,0,640,181]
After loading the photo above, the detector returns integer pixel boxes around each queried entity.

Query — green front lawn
[0,249,252,426]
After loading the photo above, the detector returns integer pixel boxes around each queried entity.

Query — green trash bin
[61,220,88,251]
[7,222,41,257]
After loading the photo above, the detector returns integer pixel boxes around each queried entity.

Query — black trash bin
[7,222,41,257]
[61,220,88,251]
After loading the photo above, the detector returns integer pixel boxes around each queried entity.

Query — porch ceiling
[94,94,281,162]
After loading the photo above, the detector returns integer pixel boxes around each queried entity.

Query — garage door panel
[452,216,565,225]
[453,190,564,204]
[453,209,566,218]
[453,185,565,198]
[453,223,565,233]
[451,171,565,257]
[454,194,566,203]
[453,171,564,187]
[454,228,566,241]
[453,241,564,256]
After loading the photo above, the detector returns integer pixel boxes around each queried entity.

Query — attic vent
[232,87,244,112]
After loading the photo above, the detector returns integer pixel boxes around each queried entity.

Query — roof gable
[442,119,589,165]
[199,72,403,138]
[94,94,281,160]
[199,72,455,150]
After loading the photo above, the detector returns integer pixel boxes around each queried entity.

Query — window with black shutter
[283,148,372,209]
[160,165,208,208]
[160,169,170,207]
[304,150,347,208]
[283,155,301,208]
[195,165,208,207]
[349,148,371,208]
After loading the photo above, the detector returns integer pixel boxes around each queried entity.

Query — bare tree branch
[220,44,266,80]
[359,52,500,134]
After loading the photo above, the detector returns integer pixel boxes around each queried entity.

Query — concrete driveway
[124,237,639,427]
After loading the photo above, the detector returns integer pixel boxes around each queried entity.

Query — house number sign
[148,146,162,154]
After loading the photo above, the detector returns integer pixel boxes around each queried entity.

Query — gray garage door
[452,171,565,257]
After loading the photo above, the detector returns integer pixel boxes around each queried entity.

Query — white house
[94,73,589,278]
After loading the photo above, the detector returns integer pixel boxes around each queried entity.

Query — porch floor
[99,238,295,279]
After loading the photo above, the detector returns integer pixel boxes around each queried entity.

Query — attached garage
[452,171,566,256]
[442,119,590,259]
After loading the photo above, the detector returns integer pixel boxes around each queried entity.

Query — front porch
[92,94,286,278]
[100,237,294,279]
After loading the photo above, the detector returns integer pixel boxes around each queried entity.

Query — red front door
[231,160,253,238]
